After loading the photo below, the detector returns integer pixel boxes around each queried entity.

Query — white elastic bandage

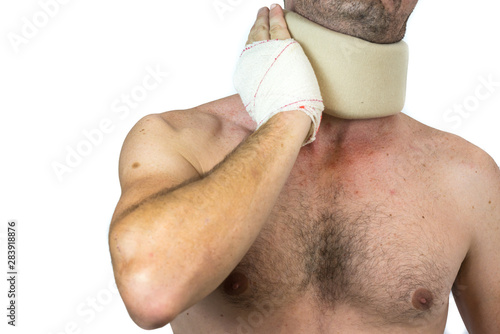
[234,39,324,145]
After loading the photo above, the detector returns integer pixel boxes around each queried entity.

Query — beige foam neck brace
[284,10,409,119]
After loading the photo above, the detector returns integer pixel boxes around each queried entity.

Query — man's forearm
[109,111,310,327]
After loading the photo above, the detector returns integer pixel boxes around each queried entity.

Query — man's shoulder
[157,94,254,135]
[131,94,253,152]
[441,130,499,193]
[404,115,495,168]
[432,127,495,173]
[401,115,498,195]
[411,117,499,203]
[136,95,253,174]
[117,95,253,193]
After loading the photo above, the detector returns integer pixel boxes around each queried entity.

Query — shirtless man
[108,2,500,333]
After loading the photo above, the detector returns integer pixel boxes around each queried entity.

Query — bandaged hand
[233,5,324,145]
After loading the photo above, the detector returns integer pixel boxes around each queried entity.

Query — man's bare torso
[160,95,475,333]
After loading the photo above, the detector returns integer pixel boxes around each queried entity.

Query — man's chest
[221,150,467,325]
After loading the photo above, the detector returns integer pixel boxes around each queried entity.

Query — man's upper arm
[111,113,202,225]
[453,151,500,333]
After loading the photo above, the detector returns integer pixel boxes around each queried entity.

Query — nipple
[223,272,249,296]
[411,288,434,311]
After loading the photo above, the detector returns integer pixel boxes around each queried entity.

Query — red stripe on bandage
[252,40,298,110]
[277,99,324,111]
[239,39,280,56]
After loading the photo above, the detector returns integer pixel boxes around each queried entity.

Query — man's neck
[308,113,406,156]
[284,11,409,120]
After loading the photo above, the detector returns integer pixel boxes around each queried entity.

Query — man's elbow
[126,298,175,330]
[117,268,181,330]
[128,303,173,330]
[109,227,182,329]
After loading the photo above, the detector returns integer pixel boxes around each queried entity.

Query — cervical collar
[284,10,409,119]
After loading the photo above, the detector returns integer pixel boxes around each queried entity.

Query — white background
[1,0,499,333]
